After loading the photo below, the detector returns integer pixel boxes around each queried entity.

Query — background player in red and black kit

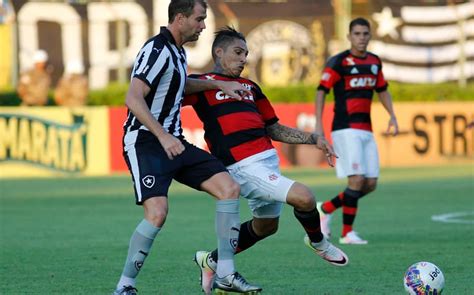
[315,17,399,245]
[184,27,349,294]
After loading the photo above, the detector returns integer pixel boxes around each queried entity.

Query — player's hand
[315,131,325,137]
[157,133,185,160]
[387,116,399,136]
[312,134,337,167]
[218,81,252,100]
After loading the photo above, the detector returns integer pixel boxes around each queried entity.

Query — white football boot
[304,235,349,267]
[194,251,217,294]
[213,272,262,294]
[112,286,138,295]
[339,231,368,245]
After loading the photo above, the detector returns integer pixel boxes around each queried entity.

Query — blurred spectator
[17,49,51,106]
[468,120,474,129]
[0,0,15,24]
[54,60,88,106]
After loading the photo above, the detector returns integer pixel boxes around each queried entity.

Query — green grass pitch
[1,164,473,294]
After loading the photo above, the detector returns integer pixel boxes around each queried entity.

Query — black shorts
[123,130,227,205]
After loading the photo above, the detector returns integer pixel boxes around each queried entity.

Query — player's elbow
[125,94,135,109]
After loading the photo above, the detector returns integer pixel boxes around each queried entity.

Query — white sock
[215,199,240,278]
[216,259,235,278]
[312,237,329,250]
[116,219,160,290]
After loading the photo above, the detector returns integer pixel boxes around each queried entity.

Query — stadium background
[2,0,473,87]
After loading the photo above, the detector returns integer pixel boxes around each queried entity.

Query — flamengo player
[315,17,399,244]
[184,26,348,294]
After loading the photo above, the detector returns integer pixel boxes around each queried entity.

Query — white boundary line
[431,211,474,224]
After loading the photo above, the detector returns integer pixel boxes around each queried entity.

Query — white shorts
[331,128,380,179]
[226,149,295,218]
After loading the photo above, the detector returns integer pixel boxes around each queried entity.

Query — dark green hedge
[87,83,129,106]
[0,89,56,106]
[1,81,473,106]
[261,82,474,103]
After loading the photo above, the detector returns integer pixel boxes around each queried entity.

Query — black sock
[210,220,263,262]
[342,188,363,236]
[293,207,324,243]
[322,192,344,213]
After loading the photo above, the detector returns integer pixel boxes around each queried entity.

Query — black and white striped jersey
[123,27,187,139]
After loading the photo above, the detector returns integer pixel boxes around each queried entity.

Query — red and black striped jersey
[183,73,279,166]
[317,50,388,132]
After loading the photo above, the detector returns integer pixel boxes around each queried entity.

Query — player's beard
[233,67,244,77]
[187,32,201,42]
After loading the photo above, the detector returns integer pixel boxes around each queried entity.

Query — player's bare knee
[145,210,167,227]
[364,179,377,194]
[296,187,316,210]
[366,183,377,193]
[348,175,365,190]
[298,193,316,211]
[287,183,315,210]
[215,180,240,200]
[143,199,168,227]
[226,181,240,199]
[202,173,240,200]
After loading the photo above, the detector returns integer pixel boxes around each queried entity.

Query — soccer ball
[404,261,445,294]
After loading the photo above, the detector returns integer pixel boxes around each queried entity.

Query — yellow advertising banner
[0,25,12,89]
[372,102,474,167]
[0,107,109,178]
[1,103,471,178]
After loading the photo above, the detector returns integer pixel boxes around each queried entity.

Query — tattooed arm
[267,122,317,144]
[266,122,337,166]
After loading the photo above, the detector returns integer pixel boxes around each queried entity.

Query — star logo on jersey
[268,174,278,181]
[142,175,155,188]
[346,57,355,66]
[205,75,215,80]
